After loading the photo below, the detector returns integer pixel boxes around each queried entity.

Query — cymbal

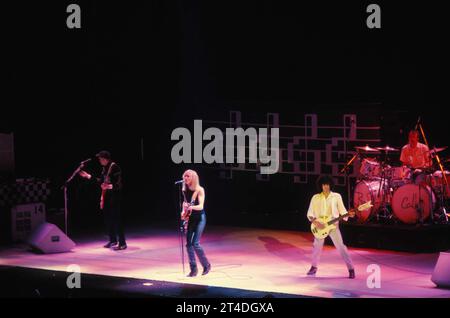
[376,146,399,152]
[355,145,380,152]
[428,146,448,154]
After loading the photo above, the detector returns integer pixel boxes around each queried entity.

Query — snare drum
[412,169,430,185]
[360,158,381,179]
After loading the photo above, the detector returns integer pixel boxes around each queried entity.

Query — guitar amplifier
[11,202,46,242]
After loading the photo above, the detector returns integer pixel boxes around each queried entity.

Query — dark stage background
[3,1,450,235]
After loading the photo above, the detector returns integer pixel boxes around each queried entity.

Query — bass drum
[391,184,435,224]
[353,180,386,223]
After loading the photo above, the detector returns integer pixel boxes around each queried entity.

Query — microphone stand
[377,150,391,223]
[175,182,186,276]
[61,162,87,235]
[340,153,359,209]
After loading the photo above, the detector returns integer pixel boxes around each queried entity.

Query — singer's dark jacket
[91,162,122,208]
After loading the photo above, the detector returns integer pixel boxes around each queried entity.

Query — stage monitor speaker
[431,251,450,289]
[27,222,76,253]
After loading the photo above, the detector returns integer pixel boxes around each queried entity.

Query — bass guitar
[311,201,373,239]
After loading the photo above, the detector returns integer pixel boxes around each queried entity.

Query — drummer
[400,130,432,184]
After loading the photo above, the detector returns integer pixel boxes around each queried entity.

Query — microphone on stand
[415,116,421,130]
[80,158,92,165]
[174,179,184,185]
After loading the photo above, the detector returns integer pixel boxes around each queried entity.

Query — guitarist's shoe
[113,244,127,251]
[307,266,317,276]
[202,264,211,276]
[104,242,118,248]
[348,269,355,279]
[187,268,198,277]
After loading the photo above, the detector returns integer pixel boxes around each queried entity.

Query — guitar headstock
[357,201,373,211]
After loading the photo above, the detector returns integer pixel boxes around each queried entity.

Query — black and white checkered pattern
[0,179,51,206]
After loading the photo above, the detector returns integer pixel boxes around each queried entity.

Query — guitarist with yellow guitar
[306,176,372,279]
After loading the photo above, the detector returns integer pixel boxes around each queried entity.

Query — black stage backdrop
[3,1,449,233]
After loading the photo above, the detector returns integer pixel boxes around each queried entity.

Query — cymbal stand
[434,176,449,224]
[417,121,448,223]
[376,151,392,223]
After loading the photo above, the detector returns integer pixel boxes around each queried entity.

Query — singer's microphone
[174,179,184,185]
[80,158,92,165]
[415,116,421,130]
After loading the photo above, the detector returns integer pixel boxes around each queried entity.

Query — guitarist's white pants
[311,227,354,270]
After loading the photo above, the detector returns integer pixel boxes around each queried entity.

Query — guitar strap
[183,188,199,205]
[191,189,199,205]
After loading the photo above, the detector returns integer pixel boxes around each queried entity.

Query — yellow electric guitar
[311,201,373,239]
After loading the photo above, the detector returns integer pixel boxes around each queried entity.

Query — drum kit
[348,144,450,225]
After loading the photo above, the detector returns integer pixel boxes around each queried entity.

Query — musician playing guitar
[181,169,211,277]
[79,150,127,250]
[306,175,356,278]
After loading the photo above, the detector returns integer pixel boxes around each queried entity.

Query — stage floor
[0,226,449,298]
